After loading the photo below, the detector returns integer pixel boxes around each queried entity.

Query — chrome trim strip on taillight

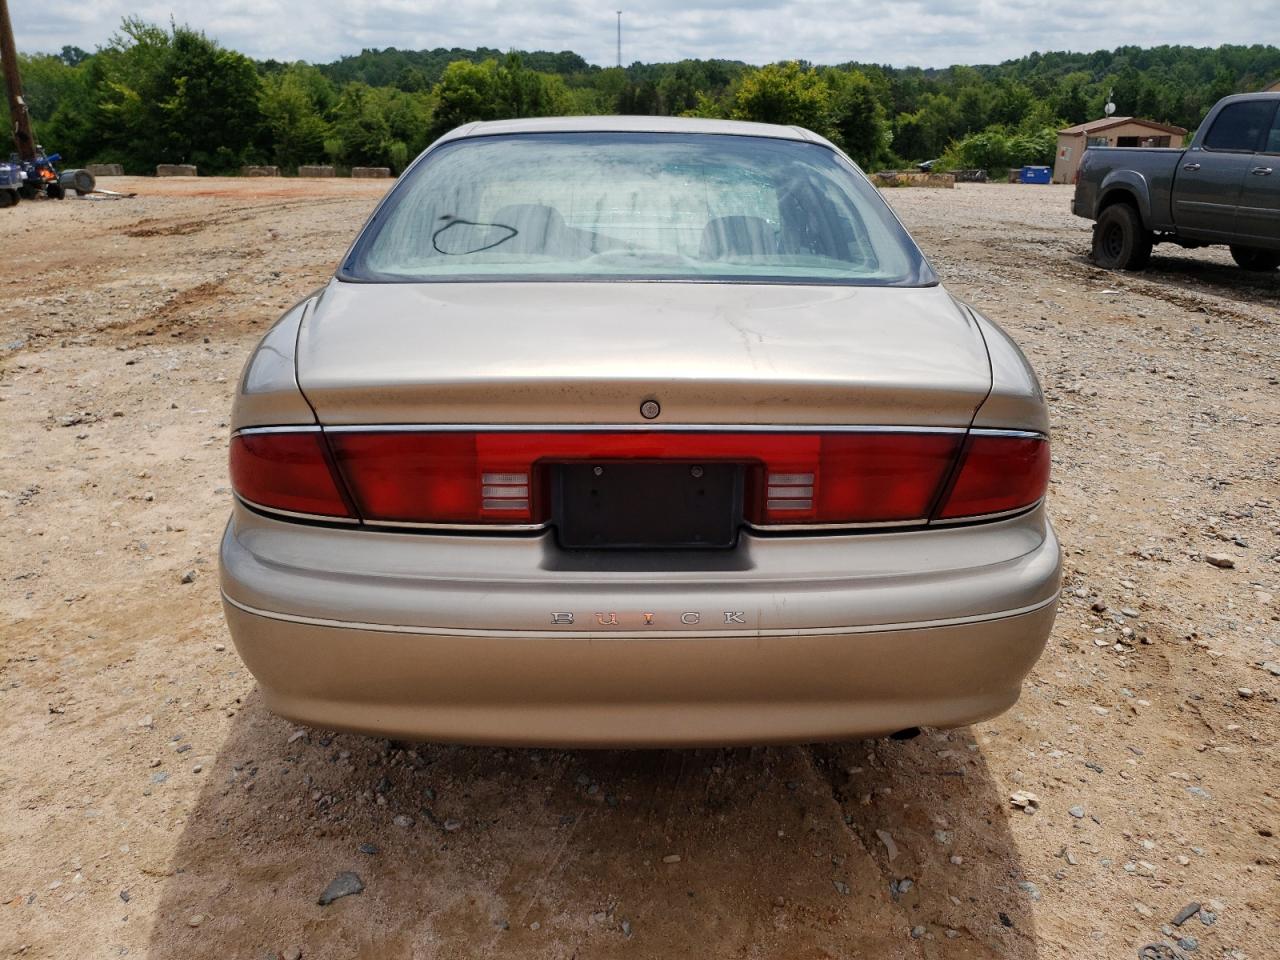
[233,424,323,435]
[234,424,1046,440]
[925,497,1046,526]
[235,493,361,525]
[361,517,551,531]
[317,423,975,435]
[746,516,928,532]
[968,428,1046,440]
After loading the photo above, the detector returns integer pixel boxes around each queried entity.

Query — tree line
[6,21,1279,176]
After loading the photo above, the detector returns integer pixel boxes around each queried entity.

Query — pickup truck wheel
[1093,204,1152,270]
[1229,246,1280,271]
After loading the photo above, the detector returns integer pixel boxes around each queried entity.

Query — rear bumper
[220,502,1060,746]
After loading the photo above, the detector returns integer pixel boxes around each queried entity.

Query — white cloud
[15,0,1274,69]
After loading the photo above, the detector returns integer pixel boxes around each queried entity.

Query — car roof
[436,115,826,145]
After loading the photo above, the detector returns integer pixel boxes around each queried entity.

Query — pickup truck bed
[1073,93,1280,271]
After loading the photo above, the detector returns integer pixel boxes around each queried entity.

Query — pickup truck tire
[1093,204,1153,271]
[1229,246,1280,272]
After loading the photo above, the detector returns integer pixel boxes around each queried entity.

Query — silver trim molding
[320,422,973,434]
[234,424,322,436]
[222,589,1061,640]
[236,494,360,525]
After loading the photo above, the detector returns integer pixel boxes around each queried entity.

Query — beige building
[1052,117,1188,184]
[1267,79,1280,92]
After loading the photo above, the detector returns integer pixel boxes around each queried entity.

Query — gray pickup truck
[1073,93,1280,271]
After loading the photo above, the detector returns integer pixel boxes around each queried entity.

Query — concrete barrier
[241,165,279,177]
[85,163,124,177]
[156,164,197,177]
[297,165,336,178]
[870,171,955,189]
[351,167,392,179]
[953,169,989,183]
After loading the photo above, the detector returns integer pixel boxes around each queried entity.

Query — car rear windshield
[341,132,934,286]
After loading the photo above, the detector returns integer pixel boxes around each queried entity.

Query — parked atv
[16,153,66,199]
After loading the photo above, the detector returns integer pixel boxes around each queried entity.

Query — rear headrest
[700,215,779,260]
[492,204,566,231]
[491,204,568,254]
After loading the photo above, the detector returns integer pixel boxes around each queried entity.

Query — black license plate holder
[553,461,743,549]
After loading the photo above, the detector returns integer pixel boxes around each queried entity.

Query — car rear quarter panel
[231,296,318,432]
[966,306,1049,434]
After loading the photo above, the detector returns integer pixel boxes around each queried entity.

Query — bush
[939,125,1057,175]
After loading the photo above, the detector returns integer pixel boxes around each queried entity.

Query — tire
[0,189,16,209]
[1093,203,1153,270]
[46,182,65,200]
[1229,245,1280,271]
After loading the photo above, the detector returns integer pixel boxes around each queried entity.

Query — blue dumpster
[1020,165,1051,184]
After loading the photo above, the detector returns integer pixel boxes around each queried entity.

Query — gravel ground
[0,178,1276,960]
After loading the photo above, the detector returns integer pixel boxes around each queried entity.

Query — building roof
[1058,116,1188,137]
[439,115,824,144]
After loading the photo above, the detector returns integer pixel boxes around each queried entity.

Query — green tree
[731,62,834,137]
[59,45,90,66]
[331,82,434,170]
[429,55,570,139]
[432,59,500,133]
[260,64,334,169]
[825,68,890,168]
[160,27,265,170]
[78,19,264,172]
[11,33,1280,178]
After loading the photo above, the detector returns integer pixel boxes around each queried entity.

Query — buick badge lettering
[547,611,747,627]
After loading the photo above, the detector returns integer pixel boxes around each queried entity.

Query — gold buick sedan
[220,116,1060,746]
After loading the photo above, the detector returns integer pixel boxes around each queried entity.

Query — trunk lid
[296,280,991,427]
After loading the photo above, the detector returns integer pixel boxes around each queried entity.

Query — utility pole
[616,11,621,68]
[0,0,37,161]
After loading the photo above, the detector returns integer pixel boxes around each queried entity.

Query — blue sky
[17,0,1278,68]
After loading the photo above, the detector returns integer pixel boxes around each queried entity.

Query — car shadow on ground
[1076,249,1280,307]
[146,693,1039,959]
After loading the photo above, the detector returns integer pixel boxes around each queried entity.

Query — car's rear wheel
[1229,246,1280,271]
[1093,203,1152,271]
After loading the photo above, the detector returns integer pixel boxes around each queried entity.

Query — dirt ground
[1,177,1276,960]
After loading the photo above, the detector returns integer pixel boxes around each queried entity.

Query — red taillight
[231,428,1047,528]
[229,432,351,517]
[324,430,965,527]
[795,432,961,525]
[937,434,1049,520]
[327,431,537,524]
